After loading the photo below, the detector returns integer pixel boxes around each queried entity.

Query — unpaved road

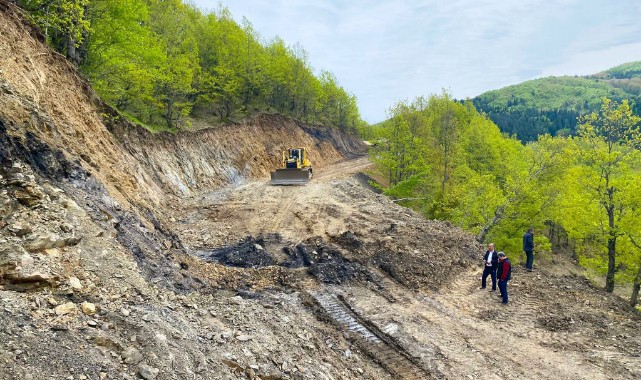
[173,156,378,247]
[170,156,641,379]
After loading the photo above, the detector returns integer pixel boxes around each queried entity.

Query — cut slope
[1,2,640,380]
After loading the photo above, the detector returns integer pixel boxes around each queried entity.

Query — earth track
[309,290,439,380]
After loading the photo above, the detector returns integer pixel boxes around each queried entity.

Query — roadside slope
[1,2,640,380]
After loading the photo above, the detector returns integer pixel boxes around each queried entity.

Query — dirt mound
[2,2,640,379]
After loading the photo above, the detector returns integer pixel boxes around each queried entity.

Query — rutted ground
[1,1,640,379]
[168,159,641,380]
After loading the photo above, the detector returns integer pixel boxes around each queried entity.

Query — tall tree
[16,0,90,62]
[575,98,641,292]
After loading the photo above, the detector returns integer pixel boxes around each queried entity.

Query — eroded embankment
[0,0,366,292]
[107,111,366,196]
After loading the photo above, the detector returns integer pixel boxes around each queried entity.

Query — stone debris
[54,302,78,316]
[81,302,97,315]
[138,364,159,380]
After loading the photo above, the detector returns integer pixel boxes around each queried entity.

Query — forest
[369,94,641,305]
[13,0,364,132]
[473,66,641,142]
[11,1,641,306]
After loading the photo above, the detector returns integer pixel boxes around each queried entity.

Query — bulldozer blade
[270,168,311,185]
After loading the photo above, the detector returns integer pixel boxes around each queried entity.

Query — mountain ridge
[472,61,641,141]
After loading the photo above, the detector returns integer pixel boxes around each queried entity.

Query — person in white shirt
[480,243,499,291]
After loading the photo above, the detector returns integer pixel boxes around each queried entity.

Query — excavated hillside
[1,2,641,380]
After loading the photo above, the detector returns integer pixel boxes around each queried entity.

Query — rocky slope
[1,2,640,380]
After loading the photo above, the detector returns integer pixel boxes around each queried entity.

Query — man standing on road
[497,252,512,304]
[523,227,534,272]
[480,243,499,291]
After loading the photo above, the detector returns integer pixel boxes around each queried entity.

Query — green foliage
[569,99,641,292]
[473,64,641,142]
[602,62,641,79]
[16,0,90,60]
[371,95,641,299]
[17,0,364,131]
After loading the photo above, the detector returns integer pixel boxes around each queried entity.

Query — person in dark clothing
[523,228,534,272]
[480,243,499,291]
[497,252,512,304]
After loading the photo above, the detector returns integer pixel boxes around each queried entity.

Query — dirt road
[171,156,641,379]
[173,156,378,248]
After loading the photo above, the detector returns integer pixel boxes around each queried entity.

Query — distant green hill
[472,61,641,142]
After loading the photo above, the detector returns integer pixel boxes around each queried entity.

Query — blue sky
[190,0,641,123]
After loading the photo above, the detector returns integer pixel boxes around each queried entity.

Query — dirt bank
[1,1,640,380]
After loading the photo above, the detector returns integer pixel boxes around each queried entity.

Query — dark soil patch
[202,235,370,285]
[205,236,276,268]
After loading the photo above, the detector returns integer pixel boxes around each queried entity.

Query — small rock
[43,248,61,257]
[94,336,122,351]
[254,244,263,251]
[138,364,159,380]
[81,302,97,315]
[59,223,73,233]
[65,236,82,246]
[8,223,32,237]
[87,320,98,327]
[121,346,144,364]
[68,277,83,290]
[236,335,252,342]
[121,308,130,317]
[54,302,77,316]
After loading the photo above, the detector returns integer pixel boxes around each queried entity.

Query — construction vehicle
[270,147,313,185]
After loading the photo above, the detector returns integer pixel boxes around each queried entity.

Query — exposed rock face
[2,2,640,380]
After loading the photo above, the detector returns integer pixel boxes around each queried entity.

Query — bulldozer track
[309,291,437,380]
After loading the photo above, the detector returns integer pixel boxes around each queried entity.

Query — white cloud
[191,0,641,122]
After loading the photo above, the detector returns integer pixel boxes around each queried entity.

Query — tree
[575,98,641,292]
[83,0,165,122]
[370,103,427,186]
[16,0,90,62]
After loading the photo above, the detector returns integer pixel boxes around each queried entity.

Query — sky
[190,0,641,123]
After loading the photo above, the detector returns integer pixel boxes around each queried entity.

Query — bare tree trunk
[631,264,641,307]
[628,235,641,307]
[476,204,505,243]
[605,181,616,293]
[606,234,616,293]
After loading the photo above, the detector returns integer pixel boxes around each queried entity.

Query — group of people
[478,228,535,304]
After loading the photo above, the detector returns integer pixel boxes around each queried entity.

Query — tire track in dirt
[309,290,439,380]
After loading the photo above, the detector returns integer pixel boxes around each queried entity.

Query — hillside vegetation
[368,93,641,305]
[473,62,641,141]
[14,0,363,132]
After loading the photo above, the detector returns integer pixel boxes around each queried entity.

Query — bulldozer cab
[271,147,313,185]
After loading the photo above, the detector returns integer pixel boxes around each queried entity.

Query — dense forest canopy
[368,94,641,305]
[14,0,365,132]
[473,64,641,142]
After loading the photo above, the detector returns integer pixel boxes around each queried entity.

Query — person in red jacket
[497,252,512,304]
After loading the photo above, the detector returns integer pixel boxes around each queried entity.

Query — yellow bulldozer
[270,147,313,185]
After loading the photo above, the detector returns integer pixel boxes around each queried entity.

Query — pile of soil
[1,1,640,379]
